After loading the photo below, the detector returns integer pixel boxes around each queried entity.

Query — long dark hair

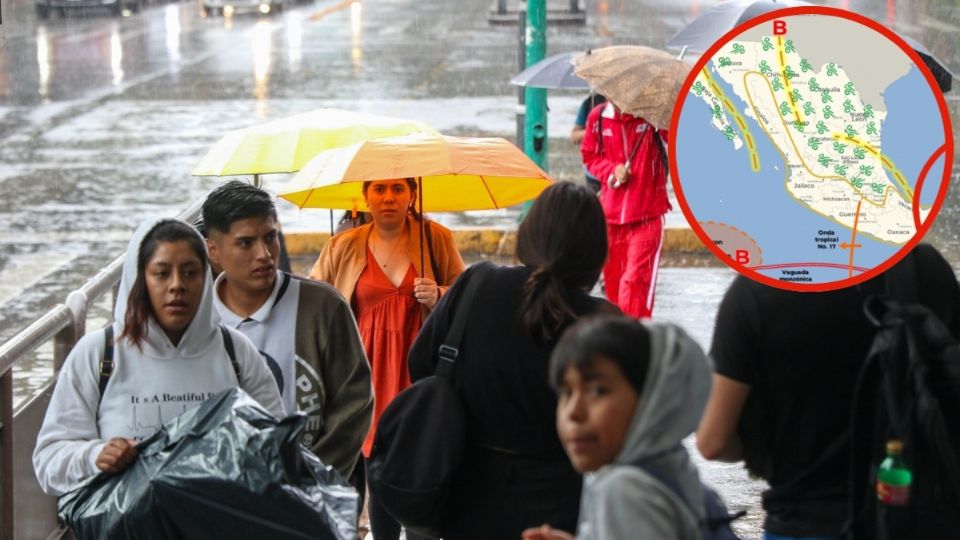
[120,220,208,349]
[549,314,650,395]
[517,182,607,344]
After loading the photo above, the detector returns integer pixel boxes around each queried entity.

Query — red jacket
[581,103,670,224]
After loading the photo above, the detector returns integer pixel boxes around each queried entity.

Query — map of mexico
[672,7,953,290]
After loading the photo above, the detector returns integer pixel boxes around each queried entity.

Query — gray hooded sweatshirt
[33,218,283,496]
[575,322,712,540]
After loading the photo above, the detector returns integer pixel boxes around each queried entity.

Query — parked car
[36,0,141,18]
[202,0,283,16]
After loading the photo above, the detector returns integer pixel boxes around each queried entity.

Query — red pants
[604,217,664,319]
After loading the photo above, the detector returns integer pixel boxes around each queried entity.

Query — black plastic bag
[58,388,358,540]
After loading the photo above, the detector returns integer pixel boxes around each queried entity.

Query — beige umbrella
[574,46,690,129]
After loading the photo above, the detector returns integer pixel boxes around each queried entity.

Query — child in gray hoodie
[524,315,712,540]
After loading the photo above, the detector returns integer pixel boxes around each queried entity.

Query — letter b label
[735,250,750,264]
[773,20,787,35]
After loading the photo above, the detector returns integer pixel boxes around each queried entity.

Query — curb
[284,227,709,258]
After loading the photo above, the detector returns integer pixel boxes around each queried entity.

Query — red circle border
[668,6,955,292]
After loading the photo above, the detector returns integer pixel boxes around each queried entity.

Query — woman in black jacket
[408,182,617,540]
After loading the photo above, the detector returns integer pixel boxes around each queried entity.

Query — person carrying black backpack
[846,248,960,539]
[697,244,960,540]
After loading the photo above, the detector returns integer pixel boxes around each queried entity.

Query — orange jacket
[309,215,465,315]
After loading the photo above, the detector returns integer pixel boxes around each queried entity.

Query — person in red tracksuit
[581,101,669,319]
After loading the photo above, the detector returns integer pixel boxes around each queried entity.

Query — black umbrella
[899,34,954,93]
[666,0,954,93]
[510,51,590,90]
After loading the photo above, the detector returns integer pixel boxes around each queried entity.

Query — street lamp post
[523,0,547,171]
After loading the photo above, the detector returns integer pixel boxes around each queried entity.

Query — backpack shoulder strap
[652,128,669,172]
[635,460,745,535]
[98,324,115,405]
[219,325,241,382]
[597,112,604,154]
[435,262,494,379]
[634,460,693,513]
[424,220,442,284]
[272,271,292,308]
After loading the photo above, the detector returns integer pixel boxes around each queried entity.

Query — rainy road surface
[2,0,960,537]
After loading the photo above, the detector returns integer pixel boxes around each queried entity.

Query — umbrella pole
[329,210,334,236]
[418,177,425,279]
[253,173,261,188]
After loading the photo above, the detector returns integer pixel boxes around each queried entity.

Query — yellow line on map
[833,133,914,200]
[776,36,804,126]
[701,67,761,172]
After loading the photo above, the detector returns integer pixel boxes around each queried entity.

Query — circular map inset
[671,7,953,291]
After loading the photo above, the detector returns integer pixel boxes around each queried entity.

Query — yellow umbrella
[279,132,553,212]
[192,108,437,177]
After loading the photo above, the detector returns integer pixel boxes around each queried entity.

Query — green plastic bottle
[876,439,912,506]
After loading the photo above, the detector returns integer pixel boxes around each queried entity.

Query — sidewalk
[284,219,717,269]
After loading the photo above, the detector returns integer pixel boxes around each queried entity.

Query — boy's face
[556,356,640,473]
[207,216,279,294]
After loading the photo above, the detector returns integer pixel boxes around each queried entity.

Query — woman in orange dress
[310,177,464,540]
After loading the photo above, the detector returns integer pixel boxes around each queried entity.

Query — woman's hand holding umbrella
[413,277,440,308]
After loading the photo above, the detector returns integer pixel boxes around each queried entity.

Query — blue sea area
[674,62,900,284]
[878,65,947,209]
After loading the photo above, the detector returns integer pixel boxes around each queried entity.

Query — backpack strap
[652,128,669,172]
[633,451,745,532]
[597,112,604,155]
[762,427,850,502]
[98,325,115,405]
[423,220,442,286]
[435,262,494,380]
[219,325,241,382]
[596,110,668,176]
[98,325,241,403]
[630,446,695,509]
[272,271,291,308]
[637,461,692,511]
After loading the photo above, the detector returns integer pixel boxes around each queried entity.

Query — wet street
[1,0,960,537]
[2,0,959,336]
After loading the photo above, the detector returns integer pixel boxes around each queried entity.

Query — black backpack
[98,324,241,403]
[367,263,493,538]
[845,255,960,539]
[635,457,744,540]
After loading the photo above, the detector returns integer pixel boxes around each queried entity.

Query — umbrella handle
[418,176,426,325]
[418,177,425,279]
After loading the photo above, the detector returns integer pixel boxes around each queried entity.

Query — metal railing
[0,198,204,539]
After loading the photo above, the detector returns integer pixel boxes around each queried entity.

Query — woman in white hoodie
[33,218,283,496]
